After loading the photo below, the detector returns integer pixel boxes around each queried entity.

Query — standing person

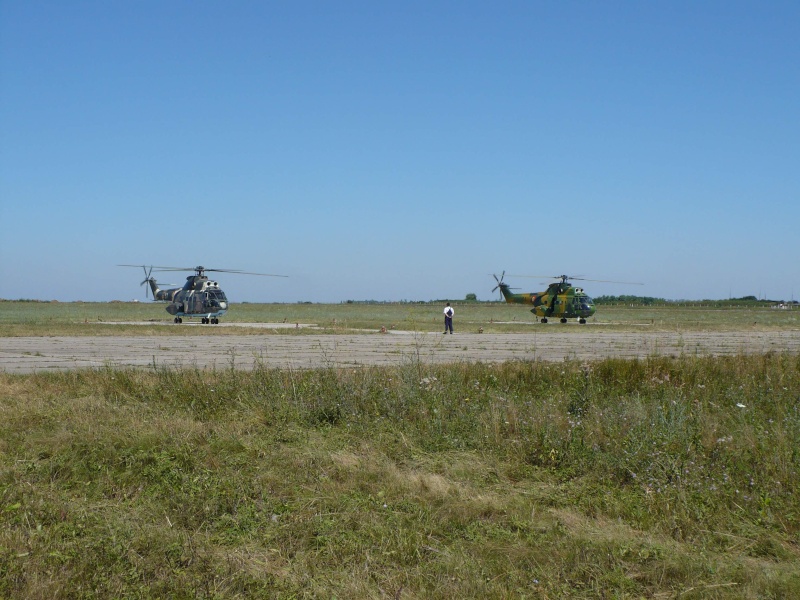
[443,302,454,334]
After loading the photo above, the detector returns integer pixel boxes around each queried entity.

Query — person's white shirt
[444,305,454,317]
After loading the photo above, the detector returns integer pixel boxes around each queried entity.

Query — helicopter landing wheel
[211,318,218,324]
[174,317,182,324]
[579,318,587,324]
[541,317,548,324]
[560,318,567,324]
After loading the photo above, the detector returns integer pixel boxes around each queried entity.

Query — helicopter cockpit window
[208,290,227,303]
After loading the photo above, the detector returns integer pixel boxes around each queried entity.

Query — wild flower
[419,376,438,390]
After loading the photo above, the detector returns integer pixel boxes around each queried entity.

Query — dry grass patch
[1,355,799,598]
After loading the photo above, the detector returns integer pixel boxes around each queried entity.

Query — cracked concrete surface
[2,327,799,373]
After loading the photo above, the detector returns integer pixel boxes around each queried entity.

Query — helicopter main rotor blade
[508,274,643,285]
[144,266,201,272]
[120,264,288,277]
[576,279,643,285]
[118,264,159,269]
[202,269,289,277]
[557,276,644,285]
[120,264,192,275]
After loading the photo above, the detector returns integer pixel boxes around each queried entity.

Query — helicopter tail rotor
[139,266,154,298]
[491,271,520,300]
[491,271,506,296]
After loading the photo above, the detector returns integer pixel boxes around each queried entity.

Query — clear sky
[2,1,798,303]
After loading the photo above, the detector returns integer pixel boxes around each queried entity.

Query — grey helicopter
[120,265,287,324]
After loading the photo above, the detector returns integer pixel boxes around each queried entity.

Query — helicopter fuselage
[497,282,596,323]
[149,275,228,324]
[122,264,287,325]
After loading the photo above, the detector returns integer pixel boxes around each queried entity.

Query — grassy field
[1,300,798,336]
[2,301,799,597]
[2,353,800,598]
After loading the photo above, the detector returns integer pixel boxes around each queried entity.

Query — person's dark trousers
[444,316,453,333]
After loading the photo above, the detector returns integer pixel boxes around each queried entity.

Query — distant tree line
[593,295,665,306]
[342,294,482,304]
[593,295,797,307]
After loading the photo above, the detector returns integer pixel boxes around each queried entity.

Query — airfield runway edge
[2,329,799,374]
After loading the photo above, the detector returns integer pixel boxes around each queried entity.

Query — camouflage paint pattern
[121,264,286,325]
[495,276,596,323]
[147,275,228,320]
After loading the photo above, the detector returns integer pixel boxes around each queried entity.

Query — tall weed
[1,354,799,598]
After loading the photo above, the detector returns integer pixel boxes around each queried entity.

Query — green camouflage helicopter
[492,272,642,324]
[120,265,287,324]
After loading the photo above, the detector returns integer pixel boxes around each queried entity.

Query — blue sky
[2,1,798,303]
